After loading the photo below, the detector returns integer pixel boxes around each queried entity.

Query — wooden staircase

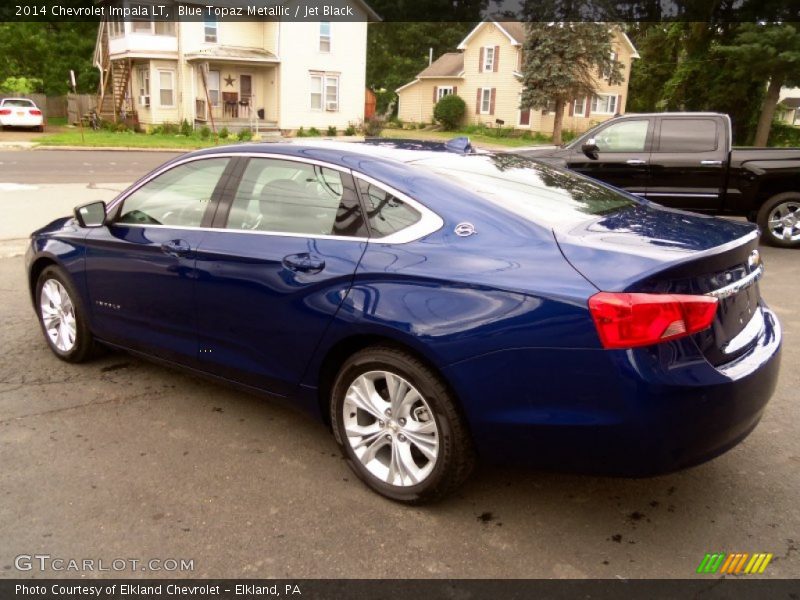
[94,21,132,122]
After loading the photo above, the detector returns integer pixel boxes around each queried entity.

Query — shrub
[180,119,193,137]
[361,117,383,136]
[769,119,800,147]
[296,126,307,137]
[308,127,321,136]
[218,127,230,139]
[237,129,253,141]
[326,125,337,136]
[433,94,466,130]
[344,125,357,136]
[199,126,211,140]
[159,121,179,135]
[561,129,577,143]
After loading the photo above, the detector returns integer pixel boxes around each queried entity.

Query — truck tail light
[588,292,718,349]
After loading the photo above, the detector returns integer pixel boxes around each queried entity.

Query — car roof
[0,97,36,104]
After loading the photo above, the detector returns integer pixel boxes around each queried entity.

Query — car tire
[35,266,95,363]
[757,192,800,248]
[330,346,475,504]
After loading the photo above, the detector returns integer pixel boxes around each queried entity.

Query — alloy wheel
[39,279,77,352]
[767,200,800,243]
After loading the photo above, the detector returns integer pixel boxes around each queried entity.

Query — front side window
[483,46,495,71]
[226,158,366,237]
[593,119,649,153]
[657,119,718,153]
[480,88,492,114]
[319,22,331,52]
[591,94,618,115]
[356,179,422,238]
[158,70,174,106]
[117,158,230,227]
[204,17,218,42]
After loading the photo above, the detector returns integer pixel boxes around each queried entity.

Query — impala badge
[454,222,476,237]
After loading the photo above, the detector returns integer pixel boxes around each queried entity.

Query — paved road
[0,150,797,579]
[0,150,181,183]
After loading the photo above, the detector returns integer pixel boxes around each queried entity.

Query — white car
[0,98,44,131]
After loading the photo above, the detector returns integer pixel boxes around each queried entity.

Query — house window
[319,22,331,52]
[158,70,175,107]
[137,67,150,106]
[154,20,175,36]
[325,75,339,111]
[109,20,124,38]
[311,74,339,111]
[437,86,454,101]
[204,16,218,43]
[480,88,492,114]
[591,94,618,115]
[573,97,586,116]
[132,18,151,33]
[602,51,618,80]
[483,47,495,72]
[207,70,220,106]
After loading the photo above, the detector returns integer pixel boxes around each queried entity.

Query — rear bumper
[444,307,781,475]
[0,115,43,127]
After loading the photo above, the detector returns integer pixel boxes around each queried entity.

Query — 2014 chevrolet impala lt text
[25,140,781,503]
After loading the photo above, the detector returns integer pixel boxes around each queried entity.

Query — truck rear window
[414,154,637,228]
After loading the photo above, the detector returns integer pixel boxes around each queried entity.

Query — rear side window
[356,178,422,238]
[657,119,718,152]
[226,158,367,237]
[117,158,230,227]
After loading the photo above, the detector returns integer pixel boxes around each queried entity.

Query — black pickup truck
[519,113,800,248]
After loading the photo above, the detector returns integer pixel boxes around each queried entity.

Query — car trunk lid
[555,204,763,365]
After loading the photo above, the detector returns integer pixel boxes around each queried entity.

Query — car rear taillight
[30,109,42,115]
[588,292,718,349]
[0,109,11,115]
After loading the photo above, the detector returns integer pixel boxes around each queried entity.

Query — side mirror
[582,138,599,160]
[74,201,107,228]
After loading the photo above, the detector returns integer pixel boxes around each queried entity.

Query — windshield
[2,99,35,108]
[412,153,638,228]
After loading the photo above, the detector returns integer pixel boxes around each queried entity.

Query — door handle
[626,159,647,165]
[160,239,192,257]
[282,253,326,273]
[700,160,723,165]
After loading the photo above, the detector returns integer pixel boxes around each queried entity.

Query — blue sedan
[26,140,781,503]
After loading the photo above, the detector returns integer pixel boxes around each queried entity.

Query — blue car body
[26,141,781,475]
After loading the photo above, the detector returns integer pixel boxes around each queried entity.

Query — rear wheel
[330,346,475,504]
[35,266,95,362]
[758,192,800,248]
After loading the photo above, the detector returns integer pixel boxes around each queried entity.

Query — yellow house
[93,0,379,133]
[396,20,639,134]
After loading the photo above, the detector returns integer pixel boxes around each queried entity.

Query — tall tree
[717,23,800,146]
[520,22,623,145]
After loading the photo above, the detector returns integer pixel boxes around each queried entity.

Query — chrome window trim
[105,151,444,245]
[705,263,764,300]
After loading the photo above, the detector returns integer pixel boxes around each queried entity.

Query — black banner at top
[2,0,800,22]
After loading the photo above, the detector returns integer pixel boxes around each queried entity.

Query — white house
[93,0,379,133]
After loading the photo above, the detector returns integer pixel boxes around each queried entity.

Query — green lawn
[378,127,552,149]
[37,129,238,149]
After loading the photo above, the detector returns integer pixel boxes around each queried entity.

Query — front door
[84,157,234,364]
[193,156,368,396]
[566,117,653,195]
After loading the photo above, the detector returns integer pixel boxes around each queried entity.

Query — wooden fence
[66,94,96,124]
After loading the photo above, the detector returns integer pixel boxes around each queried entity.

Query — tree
[717,23,800,146]
[519,22,623,145]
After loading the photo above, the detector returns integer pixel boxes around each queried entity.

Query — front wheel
[35,266,95,362]
[758,192,800,248]
[330,346,475,504]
